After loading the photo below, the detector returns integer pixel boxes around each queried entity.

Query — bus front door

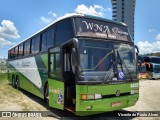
[48,46,65,110]
[62,44,76,112]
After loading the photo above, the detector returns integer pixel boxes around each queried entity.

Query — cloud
[137,40,160,54]
[48,11,57,18]
[0,20,20,48]
[156,33,160,41]
[40,11,57,24]
[54,13,82,22]
[107,8,112,11]
[93,4,104,11]
[0,37,15,48]
[136,32,160,54]
[75,4,107,17]
[56,4,107,21]
[40,4,111,24]
[0,20,20,39]
[40,16,52,24]
[148,29,157,33]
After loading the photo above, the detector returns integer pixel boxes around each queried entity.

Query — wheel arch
[44,81,48,98]
[12,74,15,79]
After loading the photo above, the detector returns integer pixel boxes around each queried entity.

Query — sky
[0,0,160,58]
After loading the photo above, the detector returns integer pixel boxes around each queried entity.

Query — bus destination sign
[75,18,131,41]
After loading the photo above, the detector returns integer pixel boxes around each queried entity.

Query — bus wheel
[12,75,15,88]
[15,76,20,90]
[44,84,49,105]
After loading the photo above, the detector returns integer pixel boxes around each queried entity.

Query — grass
[0,73,7,83]
[0,72,24,110]
[0,73,47,111]
[0,73,7,80]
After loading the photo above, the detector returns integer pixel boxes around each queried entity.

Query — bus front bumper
[76,94,139,116]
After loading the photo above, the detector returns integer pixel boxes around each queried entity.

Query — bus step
[66,106,75,113]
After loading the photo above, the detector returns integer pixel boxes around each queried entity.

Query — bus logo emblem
[118,71,124,80]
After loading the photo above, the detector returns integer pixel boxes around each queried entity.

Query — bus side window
[24,40,30,56]
[24,42,27,56]
[35,35,40,54]
[15,46,18,58]
[18,44,23,57]
[47,26,54,48]
[41,32,47,52]
[27,40,31,55]
[31,38,35,54]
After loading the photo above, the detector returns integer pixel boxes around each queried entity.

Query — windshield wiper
[81,50,114,71]
[104,60,117,82]
[117,51,133,81]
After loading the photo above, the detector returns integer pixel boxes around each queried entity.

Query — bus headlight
[81,94,102,100]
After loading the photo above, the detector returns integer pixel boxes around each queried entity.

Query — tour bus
[138,55,146,79]
[143,56,160,79]
[8,13,139,116]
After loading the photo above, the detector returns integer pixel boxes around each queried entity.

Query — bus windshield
[79,39,137,82]
[153,64,160,73]
[151,57,160,64]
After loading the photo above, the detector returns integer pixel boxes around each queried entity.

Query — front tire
[12,75,16,88]
[44,84,49,104]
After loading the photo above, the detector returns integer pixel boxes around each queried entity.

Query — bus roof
[9,13,127,50]
[83,14,127,26]
[143,56,160,58]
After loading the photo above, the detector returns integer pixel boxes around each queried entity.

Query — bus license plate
[112,101,121,107]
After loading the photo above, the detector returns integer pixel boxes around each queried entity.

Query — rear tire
[15,76,20,90]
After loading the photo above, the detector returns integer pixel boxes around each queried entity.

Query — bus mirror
[135,45,139,53]
[72,48,78,66]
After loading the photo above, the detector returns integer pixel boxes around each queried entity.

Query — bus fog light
[86,105,92,110]
[95,94,102,99]
[87,94,95,99]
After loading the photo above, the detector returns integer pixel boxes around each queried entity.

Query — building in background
[0,58,7,73]
[111,0,136,40]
